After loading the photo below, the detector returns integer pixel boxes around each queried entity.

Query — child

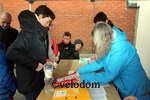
[74,39,84,59]
[57,32,76,63]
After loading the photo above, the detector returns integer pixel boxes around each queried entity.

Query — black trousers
[23,91,41,100]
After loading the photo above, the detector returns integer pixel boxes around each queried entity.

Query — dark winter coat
[0,26,18,51]
[57,41,76,63]
[6,10,47,94]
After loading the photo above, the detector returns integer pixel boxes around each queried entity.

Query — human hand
[89,55,97,63]
[36,63,44,71]
[53,56,59,62]
[123,96,137,100]
[49,61,54,66]
[75,71,80,82]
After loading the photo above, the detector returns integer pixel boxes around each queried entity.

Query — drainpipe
[91,3,95,53]
[0,3,3,13]
[28,0,35,11]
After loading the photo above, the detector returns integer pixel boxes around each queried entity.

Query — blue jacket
[0,43,17,99]
[78,26,148,99]
[138,96,150,100]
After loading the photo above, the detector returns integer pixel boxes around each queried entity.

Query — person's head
[62,31,71,44]
[92,21,113,58]
[93,12,108,24]
[0,12,12,30]
[74,39,84,51]
[35,5,55,29]
[93,12,114,28]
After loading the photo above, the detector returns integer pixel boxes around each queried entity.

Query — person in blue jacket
[124,95,150,100]
[0,42,17,100]
[77,19,148,99]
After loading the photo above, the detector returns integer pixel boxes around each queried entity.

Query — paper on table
[55,90,66,97]
[90,94,108,100]
[79,58,90,65]
[88,86,108,100]
[101,83,110,87]
[88,86,106,95]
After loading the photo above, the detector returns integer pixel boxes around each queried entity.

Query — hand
[36,63,44,71]
[123,96,137,100]
[53,56,59,62]
[89,55,97,63]
[75,71,80,82]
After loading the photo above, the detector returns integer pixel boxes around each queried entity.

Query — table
[37,60,121,100]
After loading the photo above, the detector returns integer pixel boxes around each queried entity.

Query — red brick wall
[0,0,136,52]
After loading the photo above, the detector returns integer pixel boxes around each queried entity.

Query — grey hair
[0,12,12,20]
[92,21,113,59]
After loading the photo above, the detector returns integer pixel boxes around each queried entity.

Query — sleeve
[0,51,17,91]
[78,59,104,74]
[51,38,58,56]
[74,50,79,59]
[6,36,38,70]
[137,96,150,100]
[79,46,130,84]
[68,44,76,59]
[48,32,54,61]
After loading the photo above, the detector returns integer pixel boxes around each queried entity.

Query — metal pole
[92,4,95,53]
[0,3,3,13]
[29,3,32,11]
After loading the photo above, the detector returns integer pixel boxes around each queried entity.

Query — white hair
[92,21,113,59]
[0,12,12,20]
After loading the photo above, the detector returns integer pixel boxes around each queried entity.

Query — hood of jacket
[112,26,127,44]
[18,10,48,40]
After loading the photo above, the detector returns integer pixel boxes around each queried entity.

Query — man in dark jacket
[6,5,55,100]
[0,13,18,100]
[0,12,18,52]
[57,31,76,63]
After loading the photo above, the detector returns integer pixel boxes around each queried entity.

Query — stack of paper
[79,58,90,65]
[88,86,108,100]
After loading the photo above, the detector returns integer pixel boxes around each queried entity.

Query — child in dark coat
[74,39,84,59]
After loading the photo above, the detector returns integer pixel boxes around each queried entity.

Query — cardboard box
[53,60,84,78]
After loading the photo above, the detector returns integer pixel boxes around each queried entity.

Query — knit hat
[18,10,36,23]
[74,39,84,48]
[93,12,108,23]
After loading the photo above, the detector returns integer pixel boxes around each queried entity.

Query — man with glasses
[6,5,55,100]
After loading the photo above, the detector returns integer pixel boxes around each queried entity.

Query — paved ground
[14,90,25,100]
[13,68,26,100]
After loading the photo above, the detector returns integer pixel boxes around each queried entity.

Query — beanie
[74,39,84,48]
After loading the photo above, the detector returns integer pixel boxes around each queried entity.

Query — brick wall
[0,0,136,52]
